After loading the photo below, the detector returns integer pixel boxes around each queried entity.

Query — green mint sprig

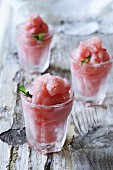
[32,32,44,42]
[81,55,91,65]
[18,86,32,98]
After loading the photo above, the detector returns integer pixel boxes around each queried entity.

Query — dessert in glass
[18,74,74,153]
[16,14,53,73]
[70,37,113,106]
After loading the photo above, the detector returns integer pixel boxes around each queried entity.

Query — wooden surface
[0,7,113,170]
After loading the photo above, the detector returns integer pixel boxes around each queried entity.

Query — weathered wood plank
[5,144,47,170]
[75,125,113,170]
[0,50,20,134]
[70,149,94,170]
[0,140,10,170]
[0,0,12,56]
[85,147,113,170]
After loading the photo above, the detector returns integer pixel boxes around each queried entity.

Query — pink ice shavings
[72,37,110,64]
[24,14,48,35]
[26,74,71,106]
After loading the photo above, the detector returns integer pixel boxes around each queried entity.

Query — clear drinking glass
[70,52,113,106]
[21,88,74,154]
[16,24,53,73]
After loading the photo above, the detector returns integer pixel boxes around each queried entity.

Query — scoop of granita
[72,37,110,64]
[26,74,71,105]
[24,14,48,34]
[19,14,49,46]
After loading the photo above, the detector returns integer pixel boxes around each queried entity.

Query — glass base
[26,120,67,154]
[18,49,51,74]
[75,95,105,107]
[19,57,50,73]
[26,129,65,154]
[28,141,63,154]
[25,121,67,154]
[21,63,49,74]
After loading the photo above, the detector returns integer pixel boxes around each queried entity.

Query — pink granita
[74,37,110,64]
[26,73,70,105]
[16,14,53,73]
[70,37,112,106]
[24,14,48,34]
[19,14,49,47]
[21,74,74,151]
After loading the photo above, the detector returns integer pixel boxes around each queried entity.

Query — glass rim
[70,50,113,67]
[21,88,74,109]
[16,23,54,39]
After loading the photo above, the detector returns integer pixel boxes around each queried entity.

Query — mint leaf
[81,55,91,65]
[18,86,32,98]
[32,32,44,42]
[18,86,26,94]
[38,33,44,41]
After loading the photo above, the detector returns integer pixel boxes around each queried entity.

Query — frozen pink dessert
[70,37,112,106]
[20,74,74,153]
[16,14,53,73]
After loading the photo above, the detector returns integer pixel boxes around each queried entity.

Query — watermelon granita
[19,74,74,153]
[70,37,113,106]
[16,14,53,73]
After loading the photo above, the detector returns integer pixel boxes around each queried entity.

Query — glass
[70,52,113,106]
[21,88,74,154]
[16,24,53,73]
